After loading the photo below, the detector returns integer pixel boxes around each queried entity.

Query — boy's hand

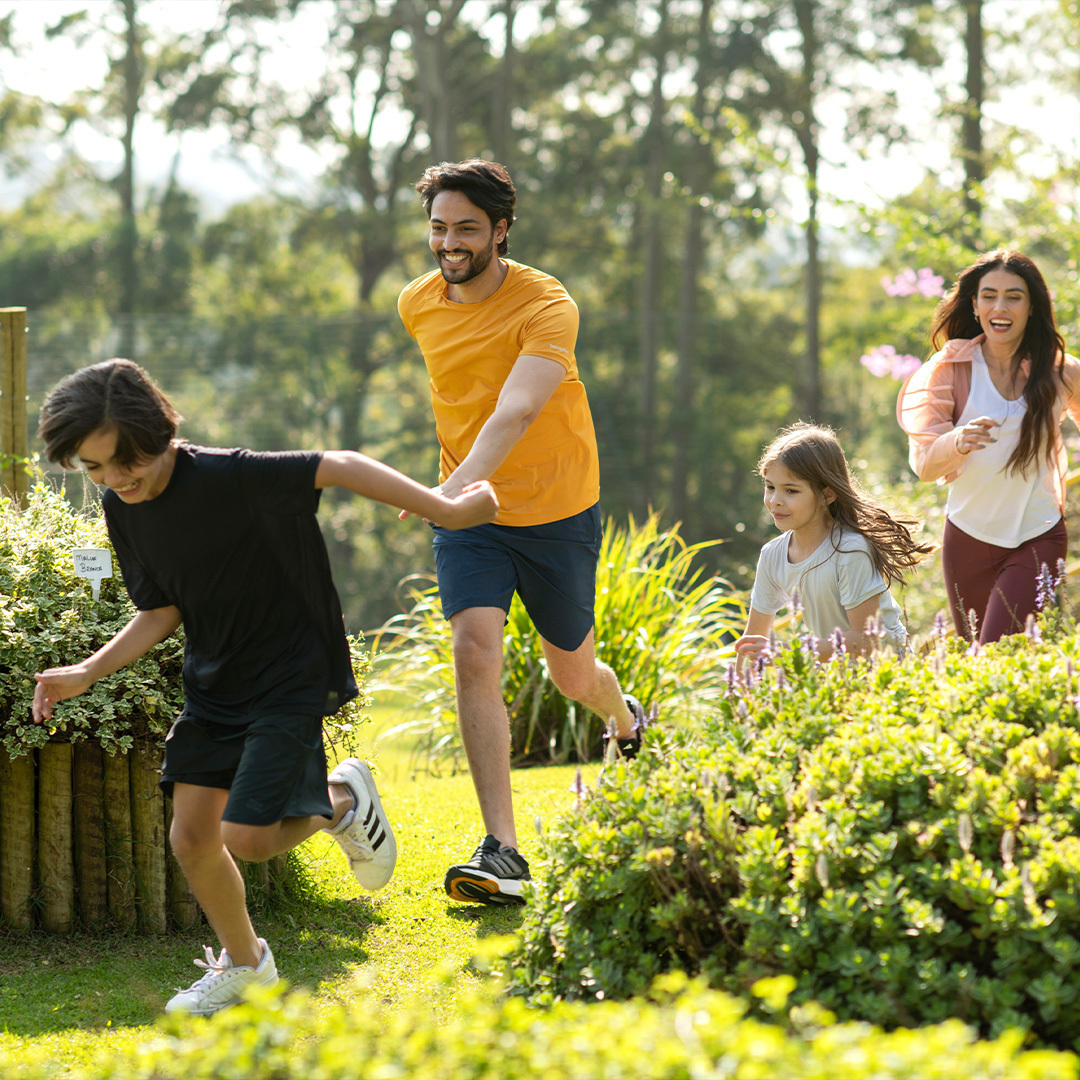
[33,665,93,723]
[440,481,499,529]
[398,480,498,528]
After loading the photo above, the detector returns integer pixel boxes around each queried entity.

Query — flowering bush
[859,343,922,380]
[882,267,946,298]
[507,622,1080,1051]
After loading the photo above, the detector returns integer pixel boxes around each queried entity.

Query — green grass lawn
[0,706,601,1074]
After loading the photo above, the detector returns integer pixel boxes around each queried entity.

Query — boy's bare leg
[220,784,354,864]
[542,629,637,738]
[169,783,261,969]
[449,606,516,848]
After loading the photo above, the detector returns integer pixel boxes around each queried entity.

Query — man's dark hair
[38,359,181,468]
[415,159,517,256]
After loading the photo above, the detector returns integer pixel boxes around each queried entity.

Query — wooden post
[73,742,108,928]
[0,308,29,508]
[0,752,35,929]
[103,751,137,929]
[38,742,75,932]
[130,742,167,932]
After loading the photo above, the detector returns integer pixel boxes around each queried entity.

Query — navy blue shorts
[432,502,601,652]
[159,711,333,826]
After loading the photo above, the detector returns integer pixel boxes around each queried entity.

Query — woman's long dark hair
[759,423,934,589]
[930,249,1065,476]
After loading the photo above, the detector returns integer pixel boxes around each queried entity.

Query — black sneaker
[603,695,649,759]
[444,835,531,906]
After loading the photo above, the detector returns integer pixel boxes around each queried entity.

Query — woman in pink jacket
[897,249,1080,643]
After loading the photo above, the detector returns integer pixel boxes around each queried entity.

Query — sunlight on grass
[1,705,599,1067]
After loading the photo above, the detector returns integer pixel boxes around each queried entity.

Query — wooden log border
[0,743,181,933]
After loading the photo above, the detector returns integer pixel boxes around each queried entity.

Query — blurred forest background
[1,0,1078,636]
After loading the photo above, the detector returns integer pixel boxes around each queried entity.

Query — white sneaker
[326,758,397,890]
[165,938,278,1017]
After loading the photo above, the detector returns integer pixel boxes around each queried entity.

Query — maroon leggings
[941,517,1067,643]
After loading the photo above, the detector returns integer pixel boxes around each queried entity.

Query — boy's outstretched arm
[33,605,182,722]
[316,451,498,529]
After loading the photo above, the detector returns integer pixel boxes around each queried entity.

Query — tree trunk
[104,750,137,929]
[638,0,670,515]
[118,0,142,359]
[673,0,714,528]
[130,742,167,932]
[795,0,822,420]
[73,741,108,928]
[492,0,516,163]
[38,742,74,932]
[0,752,34,929]
[406,1,466,161]
[963,0,984,230]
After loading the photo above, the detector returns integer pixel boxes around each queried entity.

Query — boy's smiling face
[76,425,176,504]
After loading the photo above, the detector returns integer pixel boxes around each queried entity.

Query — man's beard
[437,244,494,283]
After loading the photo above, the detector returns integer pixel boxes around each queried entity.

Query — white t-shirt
[946,348,1061,547]
[750,526,907,650]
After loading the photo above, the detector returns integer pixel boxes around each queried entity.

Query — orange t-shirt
[398,260,600,526]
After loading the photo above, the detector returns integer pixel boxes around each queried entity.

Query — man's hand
[400,480,498,528]
[33,664,93,723]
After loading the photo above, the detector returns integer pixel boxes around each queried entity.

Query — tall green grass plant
[371,514,746,768]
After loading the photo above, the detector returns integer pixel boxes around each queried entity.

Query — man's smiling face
[428,190,506,288]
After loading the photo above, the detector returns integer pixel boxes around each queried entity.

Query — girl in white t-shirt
[736,423,933,670]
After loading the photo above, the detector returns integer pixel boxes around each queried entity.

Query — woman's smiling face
[974,268,1031,352]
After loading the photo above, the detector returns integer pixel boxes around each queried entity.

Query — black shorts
[159,711,333,826]
[432,502,601,652]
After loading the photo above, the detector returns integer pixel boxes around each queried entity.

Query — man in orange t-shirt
[398,159,646,906]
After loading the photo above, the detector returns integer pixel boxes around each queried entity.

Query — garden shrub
[0,482,369,759]
[505,625,1080,1050]
[1,971,1074,1079]
[372,514,745,766]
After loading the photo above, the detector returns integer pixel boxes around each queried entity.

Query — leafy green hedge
[1,483,368,760]
[505,626,1080,1050]
[3,971,1075,1079]
[373,514,745,766]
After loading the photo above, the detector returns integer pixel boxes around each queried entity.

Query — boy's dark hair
[415,159,516,256]
[38,359,181,468]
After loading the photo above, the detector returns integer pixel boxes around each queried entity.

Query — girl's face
[76,425,175,504]
[973,268,1031,352]
[762,462,834,536]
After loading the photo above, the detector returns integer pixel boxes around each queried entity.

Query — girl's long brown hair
[930,249,1065,476]
[759,423,934,588]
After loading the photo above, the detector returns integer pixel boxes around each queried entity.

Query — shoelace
[338,822,375,862]
[177,945,232,991]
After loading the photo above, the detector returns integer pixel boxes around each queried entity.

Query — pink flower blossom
[881,267,945,298]
[860,344,922,380]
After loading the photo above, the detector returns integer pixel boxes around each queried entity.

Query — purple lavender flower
[1036,562,1054,611]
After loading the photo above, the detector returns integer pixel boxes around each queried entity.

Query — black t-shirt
[103,444,357,724]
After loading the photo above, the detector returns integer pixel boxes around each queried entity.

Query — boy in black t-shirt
[32,359,497,1017]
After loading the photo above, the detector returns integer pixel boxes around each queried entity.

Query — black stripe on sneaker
[370,827,386,850]
[363,803,375,827]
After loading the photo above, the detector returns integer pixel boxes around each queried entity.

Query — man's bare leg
[449,606,517,848]
[542,629,637,738]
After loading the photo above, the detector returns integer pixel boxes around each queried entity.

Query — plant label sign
[72,547,112,601]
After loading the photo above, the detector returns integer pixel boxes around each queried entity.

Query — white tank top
[946,354,1060,547]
